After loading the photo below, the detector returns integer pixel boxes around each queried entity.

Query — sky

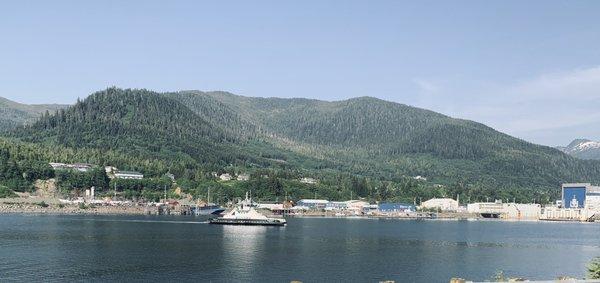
[1,0,600,146]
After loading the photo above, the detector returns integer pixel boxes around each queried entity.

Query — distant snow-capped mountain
[558,139,600,160]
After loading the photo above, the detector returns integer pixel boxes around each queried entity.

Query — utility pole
[163,184,167,202]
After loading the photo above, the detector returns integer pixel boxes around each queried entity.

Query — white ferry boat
[209,193,287,226]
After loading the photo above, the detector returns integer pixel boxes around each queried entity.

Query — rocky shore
[0,198,156,215]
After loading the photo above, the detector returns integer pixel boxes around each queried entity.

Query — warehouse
[561,183,600,210]
[296,199,329,210]
[420,198,459,212]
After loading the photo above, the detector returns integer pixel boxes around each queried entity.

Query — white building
[49,162,92,172]
[237,174,250,181]
[503,203,541,219]
[219,173,232,181]
[105,166,117,174]
[413,175,427,181]
[256,203,284,210]
[325,201,348,211]
[296,199,329,209]
[300,177,317,184]
[71,163,92,172]
[420,198,459,212]
[467,200,504,214]
[467,200,541,220]
[114,171,144,180]
[49,163,67,170]
[344,200,370,212]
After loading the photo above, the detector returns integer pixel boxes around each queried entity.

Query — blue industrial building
[378,203,416,213]
[562,184,587,208]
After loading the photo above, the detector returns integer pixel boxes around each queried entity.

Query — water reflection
[221,225,268,280]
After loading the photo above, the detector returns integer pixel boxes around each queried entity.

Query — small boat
[195,204,226,215]
[195,188,225,215]
[209,192,287,226]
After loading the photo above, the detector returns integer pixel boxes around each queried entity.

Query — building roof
[422,198,458,204]
[115,171,143,175]
[298,199,329,204]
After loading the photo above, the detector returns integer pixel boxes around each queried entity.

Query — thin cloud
[411,66,600,145]
[412,78,441,93]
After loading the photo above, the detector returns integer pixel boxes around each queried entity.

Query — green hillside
[169,91,600,190]
[4,87,600,202]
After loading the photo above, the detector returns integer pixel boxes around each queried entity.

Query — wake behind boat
[209,193,287,226]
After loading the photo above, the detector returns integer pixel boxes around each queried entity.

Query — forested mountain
[4,87,600,202]
[11,88,273,168]
[0,96,67,131]
[169,91,600,190]
[559,139,600,160]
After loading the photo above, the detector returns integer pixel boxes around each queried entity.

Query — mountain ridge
[4,88,600,202]
[559,138,600,160]
[0,96,68,132]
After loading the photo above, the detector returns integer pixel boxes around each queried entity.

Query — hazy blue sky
[1,1,600,146]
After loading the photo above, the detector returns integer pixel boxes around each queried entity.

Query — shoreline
[1,198,597,223]
[0,201,155,216]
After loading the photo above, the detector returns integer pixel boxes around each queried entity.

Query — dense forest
[1,87,599,204]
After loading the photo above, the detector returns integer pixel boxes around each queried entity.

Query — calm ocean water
[0,214,598,282]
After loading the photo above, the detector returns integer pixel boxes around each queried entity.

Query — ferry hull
[209,218,286,226]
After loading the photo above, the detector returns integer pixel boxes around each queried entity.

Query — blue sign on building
[563,186,586,208]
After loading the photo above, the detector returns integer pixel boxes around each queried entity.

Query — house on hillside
[413,175,427,181]
[237,174,250,181]
[114,171,144,180]
[72,163,93,172]
[300,177,317,184]
[49,162,92,172]
[219,173,232,181]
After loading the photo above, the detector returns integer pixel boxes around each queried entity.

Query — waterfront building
[256,203,283,210]
[420,198,459,212]
[296,199,329,209]
[503,203,541,219]
[467,200,504,213]
[561,183,600,210]
[345,200,370,212]
[539,183,600,221]
[325,201,348,211]
[114,171,144,180]
[468,200,541,219]
[362,204,379,214]
[378,203,415,213]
